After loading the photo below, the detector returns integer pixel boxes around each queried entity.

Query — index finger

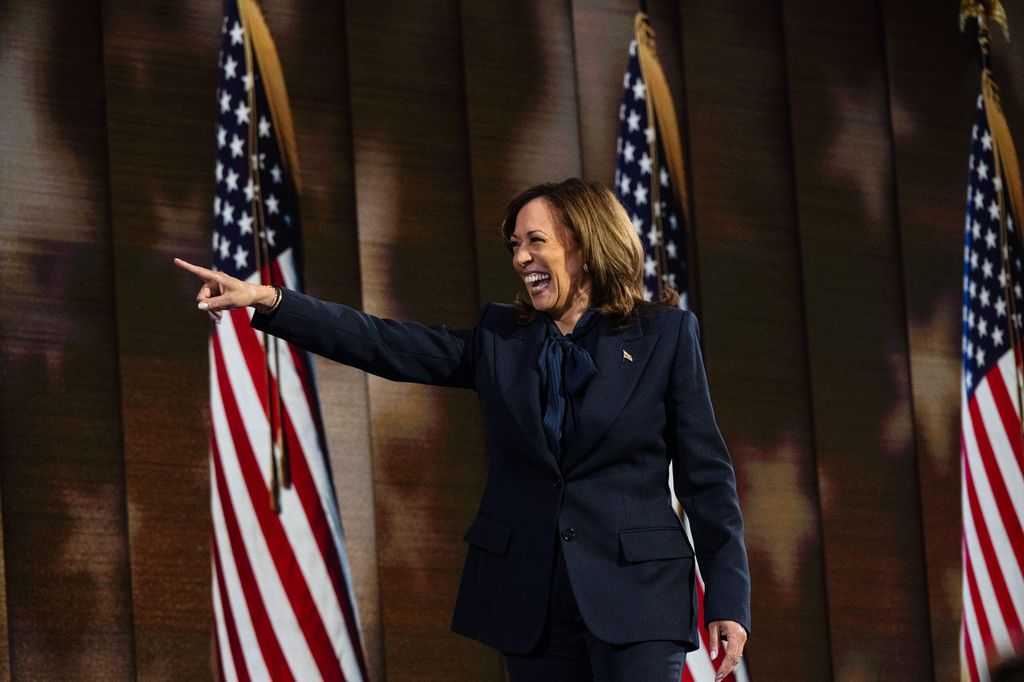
[174,257,216,279]
[715,646,742,681]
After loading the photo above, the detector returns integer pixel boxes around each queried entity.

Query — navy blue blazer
[252,289,750,654]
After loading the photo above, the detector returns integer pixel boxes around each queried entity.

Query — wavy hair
[500,178,679,326]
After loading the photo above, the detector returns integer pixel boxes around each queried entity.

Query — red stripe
[213,537,253,682]
[963,537,997,657]
[963,617,981,682]
[213,333,345,681]
[211,433,294,681]
[963,445,1024,637]
[232,313,368,677]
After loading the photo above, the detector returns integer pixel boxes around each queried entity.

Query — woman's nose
[514,248,531,269]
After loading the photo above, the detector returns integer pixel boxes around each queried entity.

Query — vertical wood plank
[100,1,220,676]
[461,0,582,306]
[782,1,933,677]
[677,1,833,678]
[0,1,136,678]
[344,2,498,679]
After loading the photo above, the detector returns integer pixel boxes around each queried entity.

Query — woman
[176,178,750,681]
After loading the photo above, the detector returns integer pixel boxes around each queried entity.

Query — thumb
[709,622,720,659]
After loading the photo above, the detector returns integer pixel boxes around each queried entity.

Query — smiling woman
[175,176,750,682]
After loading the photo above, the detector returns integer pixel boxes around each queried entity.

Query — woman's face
[509,197,589,316]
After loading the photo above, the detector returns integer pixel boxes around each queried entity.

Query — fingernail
[198,302,208,310]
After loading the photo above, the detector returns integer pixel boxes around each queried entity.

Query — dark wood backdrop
[0,0,1008,679]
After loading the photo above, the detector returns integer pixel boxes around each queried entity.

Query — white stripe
[970,382,1024,638]
[277,247,300,291]
[732,659,751,682]
[963,577,992,682]
[210,454,271,681]
[961,443,1014,654]
[983,362,1024,529]
[996,350,1021,415]
[220,309,357,677]
[212,552,239,682]
[211,352,323,680]
[685,641,718,681]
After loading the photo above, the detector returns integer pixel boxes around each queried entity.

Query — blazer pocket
[463,513,513,557]
[619,526,694,562]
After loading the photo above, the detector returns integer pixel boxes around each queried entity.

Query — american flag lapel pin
[622,350,633,362]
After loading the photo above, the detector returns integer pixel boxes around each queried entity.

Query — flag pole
[963,0,1024,459]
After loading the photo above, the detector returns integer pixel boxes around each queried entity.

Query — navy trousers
[503,545,687,682]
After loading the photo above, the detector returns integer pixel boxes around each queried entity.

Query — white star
[646,225,659,246]
[976,346,986,367]
[665,272,677,289]
[660,167,669,188]
[232,244,249,270]
[965,370,973,386]
[629,40,637,56]
[632,78,646,101]
[631,213,643,233]
[243,177,257,202]
[993,326,1005,346]
[258,116,271,138]
[230,134,244,158]
[974,190,984,211]
[1016,283,1023,300]
[270,165,283,184]
[985,229,997,249]
[982,130,993,150]
[213,196,221,217]
[265,228,276,247]
[219,235,231,260]
[234,101,250,126]
[666,241,678,259]
[977,160,989,181]
[971,251,978,270]
[972,219,981,238]
[221,202,234,226]
[645,127,655,144]
[225,169,239,192]
[969,281,977,299]
[619,175,631,195]
[223,55,238,80]
[638,153,652,175]
[230,21,244,46]
[996,296,1007,317]
[644,256,657,277]
[220,91,231,114]
[215,160,224,183]
[633,184,648,206]
[238,211,253,236]
[989,200,1001,222]
[643,285,652,301]
[669,214,678,230]
[623,141,636,163]
[973,124,979,140]
[627,110,641,132]
[978,318,989,337]
[265,194,279,215]
[983,259,994,278]
[217,126,226,149]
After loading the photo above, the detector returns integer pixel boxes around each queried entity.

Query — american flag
[960,90,1024,682]
[614,16,749,682]
[209,1,367,679]
[613,35,687,308]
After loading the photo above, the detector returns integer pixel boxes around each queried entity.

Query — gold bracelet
[255,285,282,314]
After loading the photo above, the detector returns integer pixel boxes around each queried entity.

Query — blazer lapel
[492,318,561,474]
[563,318,659,471]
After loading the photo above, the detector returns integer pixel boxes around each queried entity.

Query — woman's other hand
[174,258,275,323]
[708,619,747,681]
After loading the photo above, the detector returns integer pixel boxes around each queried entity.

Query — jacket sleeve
[668,310,751,635]
[251,288,485,389]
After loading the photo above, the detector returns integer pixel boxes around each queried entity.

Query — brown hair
[500,178,679,326]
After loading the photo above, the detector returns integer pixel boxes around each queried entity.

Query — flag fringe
[983,72,1024,232]
[237,0,301,193]
[634,12,690,226]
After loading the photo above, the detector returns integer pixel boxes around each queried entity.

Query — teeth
[525,273,550,284]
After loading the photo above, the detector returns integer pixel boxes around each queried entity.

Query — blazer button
[561,528,576,541]
[553,479,563,489]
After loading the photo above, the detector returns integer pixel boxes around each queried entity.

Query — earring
[583,263,590,273]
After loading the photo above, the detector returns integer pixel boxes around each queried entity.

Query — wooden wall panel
[100,1,220,676]
[461,0,582,305]
[256,2,384,677]
[782,2,932,678]
[0,1,136,678]
[344,2,498,679]
[677,1,832,678]
[882,2,977,678]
